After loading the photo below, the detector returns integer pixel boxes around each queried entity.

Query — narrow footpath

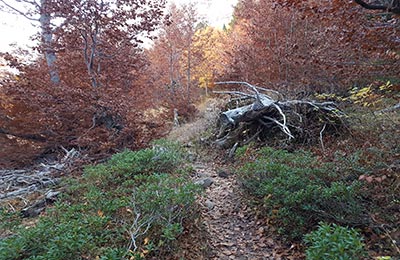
[193,162,277,260]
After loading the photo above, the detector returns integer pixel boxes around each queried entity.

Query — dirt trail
[167,99,295,259]
[194,162,276,260]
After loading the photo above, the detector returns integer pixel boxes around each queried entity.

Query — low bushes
[237,147,366,240]
[304,222,367,260]
[0,140,200,259]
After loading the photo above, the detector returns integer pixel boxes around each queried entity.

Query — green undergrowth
[235,89,399,257]
[236,146,367,241]
[304,222,367,260]
[0,139,201,260]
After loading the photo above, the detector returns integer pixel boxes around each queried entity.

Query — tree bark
[81,21,100,88]
[39,0,60,85]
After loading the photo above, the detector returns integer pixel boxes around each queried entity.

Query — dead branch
[0,148,80,201]
[354,0,400,14]
[213,81,348,149]
[377,102,400,113]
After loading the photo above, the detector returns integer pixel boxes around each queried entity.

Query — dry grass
[167,97,224,143]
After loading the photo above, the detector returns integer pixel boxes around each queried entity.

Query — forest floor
[166,99,305,259]
[167,95,400,260]
[1,98,398,259]
[192,161,299,260]
[168,155,304,260]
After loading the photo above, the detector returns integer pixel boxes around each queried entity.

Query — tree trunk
[39,0,60,85]
[81,23,100,88]
[186,44,191,104]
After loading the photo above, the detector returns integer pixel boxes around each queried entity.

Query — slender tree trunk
[81,23,100,88]
[39,0,60,85]
[168,49,177,102]
[186,44,191,104]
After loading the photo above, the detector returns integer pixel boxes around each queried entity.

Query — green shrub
[0,207,21,236]
[234,144,251,159]
[237,147,365,240]
[129,173,201,254]
[83,139,185,187]
[304,222,367,260]
[0,140,199,259]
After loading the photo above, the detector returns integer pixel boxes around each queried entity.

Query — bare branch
[263,115,294,139]
[213,81,348,150]
[215,81,263,103]
[253,85,284,100]
[213,90,257,100]
[354,0,400,14]
[0,0,39,21]
[320,123,327,152]
[377,102,400,113]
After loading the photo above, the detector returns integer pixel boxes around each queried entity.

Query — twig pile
[0,148,79,200]
[213,82,347,150]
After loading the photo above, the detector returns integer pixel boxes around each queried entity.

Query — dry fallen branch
[0,148,80,201]
[377,102,400,114]
[213,82,348,149]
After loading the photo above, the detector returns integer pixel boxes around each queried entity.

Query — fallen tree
[213,82,348,151]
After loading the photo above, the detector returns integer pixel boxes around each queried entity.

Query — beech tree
[224,0,399,93]
[0,0,62,84]
[57,0,166,88]
[0,0,166,86]
[179,3,199,103]
[0,0,168,167]
[192,26,227,95]
[145,3,202,118]
[149,4,187,103]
